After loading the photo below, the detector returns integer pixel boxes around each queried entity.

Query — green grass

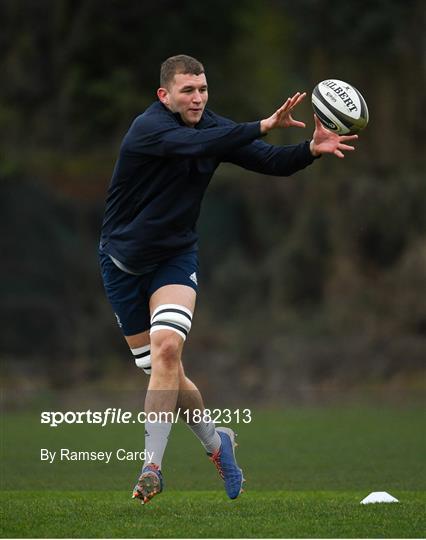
[1,405,425,537]
[1,490,424,538]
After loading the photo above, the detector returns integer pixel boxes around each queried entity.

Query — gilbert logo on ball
[312,79,369,135]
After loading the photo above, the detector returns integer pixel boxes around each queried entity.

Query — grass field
[1,404,425,537]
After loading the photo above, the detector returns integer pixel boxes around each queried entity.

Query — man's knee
[151,332,182,369]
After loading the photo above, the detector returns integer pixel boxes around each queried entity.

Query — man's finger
[286,93,300,108]
[313,114,323,129]
[288,92,305,109]
[290,120,306,128]
[338,144,355,151]
[339,134,358,142]
[294,92,306,103]
[277,98,291,113]
[334,149,345,159]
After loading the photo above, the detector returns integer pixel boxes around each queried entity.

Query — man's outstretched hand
[260,92,307,134]
[309,114,358,159]
[260,99,359,159]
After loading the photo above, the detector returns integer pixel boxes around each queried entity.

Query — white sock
[143,421,172,469]
[187,420,221,454]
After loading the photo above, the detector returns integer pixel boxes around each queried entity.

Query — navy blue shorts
[99,250,199,336]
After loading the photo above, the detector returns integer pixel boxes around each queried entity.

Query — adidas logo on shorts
[114,313,123,328]
[189,272,198,285]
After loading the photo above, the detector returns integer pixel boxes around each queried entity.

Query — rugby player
[99,54,358,504]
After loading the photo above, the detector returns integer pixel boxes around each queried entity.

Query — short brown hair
[160,55,205,89]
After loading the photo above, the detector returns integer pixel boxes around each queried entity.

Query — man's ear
[157,87,169,105]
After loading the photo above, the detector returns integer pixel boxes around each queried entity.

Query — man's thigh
[150,284,196,315]
[126,330,150,349]
[99,252,151,337]
[101,250,199,369]
[148,250,199,345]
[124,285,196,350]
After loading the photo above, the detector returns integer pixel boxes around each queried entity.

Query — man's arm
[123,115,262,158]
[124,94,357,161]
[224,97,359,173]
[223,139,316,177]
[122,92,306,159]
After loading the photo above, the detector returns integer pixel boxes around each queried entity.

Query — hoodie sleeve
[122,112,262,158]
[222,138,318,177]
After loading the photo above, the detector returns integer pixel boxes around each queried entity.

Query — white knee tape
[131,345,151,375]
[150,304,193,341]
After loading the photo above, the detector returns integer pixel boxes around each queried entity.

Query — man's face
[158,72,208,127]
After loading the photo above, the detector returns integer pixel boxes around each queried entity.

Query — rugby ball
[312,79,369,135]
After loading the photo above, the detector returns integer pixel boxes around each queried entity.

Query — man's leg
[126,331,151,371]
[176,362,221,453]
[126,282,243,501]
[147,282,195,405]
[175,362,245,499]
[126,329,173,473]
[131,284,195,503]
[127,329,220,454]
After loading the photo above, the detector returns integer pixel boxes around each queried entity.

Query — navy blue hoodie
[100,101,316,272]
